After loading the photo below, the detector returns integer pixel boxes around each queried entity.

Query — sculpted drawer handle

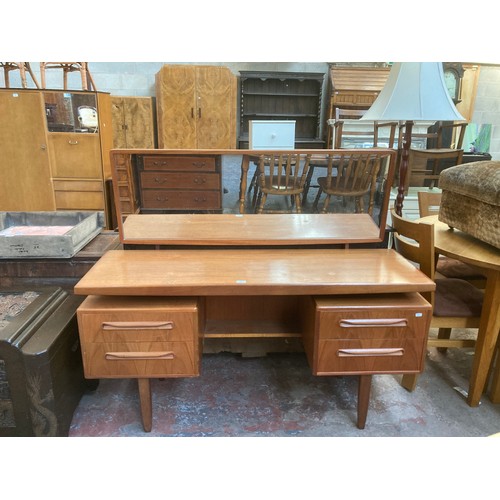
[153,177,167,184]
[337,348,405,357]
[192,161,206,168]
[102,321,174,330]
[339,319,408,328]
[68,140,78,145]
[105,351,175,360]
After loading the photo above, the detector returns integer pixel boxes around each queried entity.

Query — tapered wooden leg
[357,374,372,429]
[401,373,418,391]
[138,378,152,432]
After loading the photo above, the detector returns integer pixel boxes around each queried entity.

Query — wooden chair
[40,62,96,91]
[390,208,484,391]
[405,148,463,192]
[1,62,40,88]
[303,121,398,204]
[417,191,487,288]
[254,153,311,214]
[312,151,390,215]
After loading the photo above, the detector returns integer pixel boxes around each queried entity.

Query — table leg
[357,374,372,429]
[239,155,250,214]
[138,378,152,432]
[467,270,500,407]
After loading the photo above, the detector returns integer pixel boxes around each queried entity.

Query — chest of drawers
[301,293,432,376]
[138,154,222,211]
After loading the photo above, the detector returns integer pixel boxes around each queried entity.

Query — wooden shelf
[238,71,324,149]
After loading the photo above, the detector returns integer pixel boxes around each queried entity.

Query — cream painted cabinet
[111,96,156,149]
[155,64,237,148]
[0,89,112,221]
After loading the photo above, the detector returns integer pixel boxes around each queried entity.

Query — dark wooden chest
[0,286,87,436]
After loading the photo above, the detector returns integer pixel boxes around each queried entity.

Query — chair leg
[401,373,418,391]
[320,194,331,214]
[302,166,315,204]
[437,328,452,353]
[295,194,302,213]
[256,193,266,214]
[312,188,323,212]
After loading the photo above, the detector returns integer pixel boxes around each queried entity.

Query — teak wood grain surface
[74,248,435,296]
[120,213,381,246]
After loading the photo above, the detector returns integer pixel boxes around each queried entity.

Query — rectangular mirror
[43,91,98,133]
[110,148,397,247]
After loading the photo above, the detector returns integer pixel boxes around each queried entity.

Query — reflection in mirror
[111,149,396,246]
[43,91,98,133]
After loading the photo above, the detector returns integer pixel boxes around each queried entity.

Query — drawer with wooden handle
[81,341,198,378]
[142,156,217,172]
[140,171,220,190]
[141,189,221,209]
[316,337,425,375]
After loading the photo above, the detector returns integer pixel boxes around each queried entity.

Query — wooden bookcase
[238,71,325,149]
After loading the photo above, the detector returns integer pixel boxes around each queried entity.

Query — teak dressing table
[74,148,435,432]
[75,248,434,431]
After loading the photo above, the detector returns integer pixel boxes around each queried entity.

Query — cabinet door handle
[102,321,174,330]
[105,351,175,360]
[337,348,405,357]
[339,318,408,328]
[198,107,201,118]
[68,140,79,145]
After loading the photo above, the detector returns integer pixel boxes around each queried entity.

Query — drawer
[316,338,425,375]
[143,156,216,172]
[77,295,199,343]
[142,189,221,210]
[82,341,198,378]
[141,171,220,190]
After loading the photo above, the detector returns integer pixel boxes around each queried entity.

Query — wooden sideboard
[75,247,434,431]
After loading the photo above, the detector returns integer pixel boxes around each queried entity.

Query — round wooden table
[422,215,500,406]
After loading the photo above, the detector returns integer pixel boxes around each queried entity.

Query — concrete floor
[69,329,500,437]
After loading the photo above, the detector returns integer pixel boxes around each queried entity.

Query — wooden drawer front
[78,309,196,344]
[143,156,216,172]
[142,189,221,209]
[141,172,220,190]
[316,338,424,375]
[332,92,378,107]
[82,341,198,378]
[54,191,104,210]
[318,310,423,340]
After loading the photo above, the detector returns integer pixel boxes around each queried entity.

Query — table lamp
[361,62,465,215]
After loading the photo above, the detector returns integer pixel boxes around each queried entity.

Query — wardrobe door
[195,65,236,149]
[0,90,55,210]
[156,65,197,148]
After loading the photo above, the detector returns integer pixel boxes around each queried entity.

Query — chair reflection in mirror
[312,150,393,216]
[254,152,311,214]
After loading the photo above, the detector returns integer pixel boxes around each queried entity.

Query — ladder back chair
[390,209,484,391]
[254,153,312,214]
[312,150,392,215]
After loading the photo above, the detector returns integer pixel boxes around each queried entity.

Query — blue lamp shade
[361,62,465,121]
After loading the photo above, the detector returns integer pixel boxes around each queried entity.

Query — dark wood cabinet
[136,154,222,213]
[238,71,325,149]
